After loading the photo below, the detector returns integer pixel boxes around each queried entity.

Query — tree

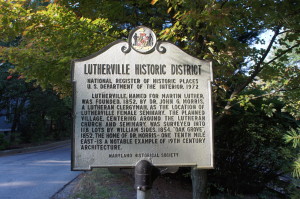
[0,60,72,146]
[156,0,299,195]
[157,0,300,120]
[0,0,117,96]
[59,0,171,30]
[0,61,31,143]
[212,96,298,193]
[1,0,298,116]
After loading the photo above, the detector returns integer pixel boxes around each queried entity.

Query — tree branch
[215,27,281,124]
[278,29,297,35]
[232,27,280,96]
[265,42,300,66]
[220,0,229,9]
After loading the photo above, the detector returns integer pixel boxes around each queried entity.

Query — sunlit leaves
[292,158,300,178]
[160,0,300,121]
[261,103,276,117]
[0,2,116,96]
[258,34,300,119]
[0,0,28,42]
[150,0,159,5]
[285,128,300,148]
[284,128,300,178]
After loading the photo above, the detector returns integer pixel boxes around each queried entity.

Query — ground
[2,141,292,199]
[51,168,288,199]
[52,168,193,199]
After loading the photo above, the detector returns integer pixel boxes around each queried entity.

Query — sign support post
[191,168,207,199]
[135,160,160,199]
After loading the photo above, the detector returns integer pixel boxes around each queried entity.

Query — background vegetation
[0,61,72,148]
[0,0,299,197]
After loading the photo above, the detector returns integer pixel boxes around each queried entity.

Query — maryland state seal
[129,26,157,54]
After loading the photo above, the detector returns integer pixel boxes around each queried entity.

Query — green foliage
[258,33,300,119]
[0,61,31,145]
[284,128,300,178]
[58,0,170,30]
[292,158,300,178]
[0,1,117,96]
[157,0,300,122]
[0,134,9,150]
[19,91,72,143]
[1,0,299,112]
[285,128,300,148]
[286,177,300,199]
[211,99,298,195]
[0,61,71,146]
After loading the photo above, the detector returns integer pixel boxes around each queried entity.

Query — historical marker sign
[72,26,213,170]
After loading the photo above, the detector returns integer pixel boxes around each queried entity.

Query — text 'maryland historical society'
[72,26,213,170]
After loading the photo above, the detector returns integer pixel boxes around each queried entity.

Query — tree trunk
[10,97,27,144]
[191,168,207,199]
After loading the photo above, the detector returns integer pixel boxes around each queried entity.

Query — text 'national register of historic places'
[71,26,213,170]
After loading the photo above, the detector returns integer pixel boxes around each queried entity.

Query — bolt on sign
[71,26,213,170]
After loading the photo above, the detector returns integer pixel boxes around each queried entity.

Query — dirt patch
[53,168,192,199]
[152,175,193,199]
[51,174,84,199]
[52,169,280,199]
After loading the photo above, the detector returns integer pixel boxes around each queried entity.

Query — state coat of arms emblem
[129,26,157,53]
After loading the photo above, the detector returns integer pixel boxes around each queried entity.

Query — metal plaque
[72,26,213,170]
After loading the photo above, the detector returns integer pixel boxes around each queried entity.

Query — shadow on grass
[70,168,135,199]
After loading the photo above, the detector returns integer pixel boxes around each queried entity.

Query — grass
[68,168,298,199]
[70,168,135,199]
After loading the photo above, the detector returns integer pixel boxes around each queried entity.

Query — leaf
[292,158,300,178]
[150,0,158,5]
[284,128,300,148]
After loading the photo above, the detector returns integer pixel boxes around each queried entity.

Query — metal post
[191,168,207,199]
[135,160,160,199]
[137,189,151,199]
